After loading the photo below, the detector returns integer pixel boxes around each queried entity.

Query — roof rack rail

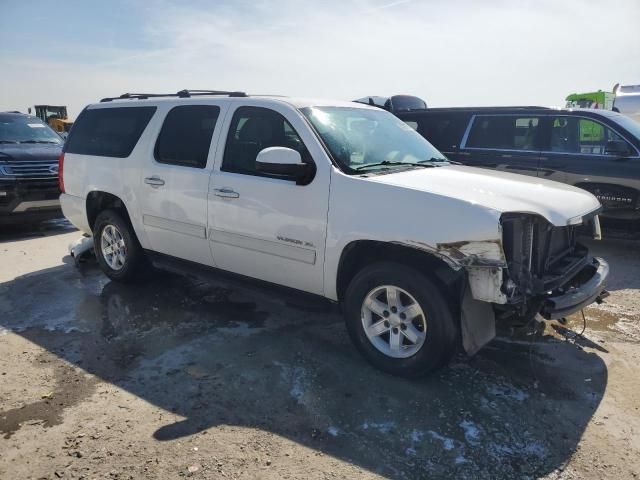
[100,89,248,103]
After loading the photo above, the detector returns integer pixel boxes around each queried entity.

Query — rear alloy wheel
[100,224,127,271]
[344,262,458,377]
[94,209,148,283]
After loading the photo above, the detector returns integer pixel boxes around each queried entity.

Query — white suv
[59,90,608,376]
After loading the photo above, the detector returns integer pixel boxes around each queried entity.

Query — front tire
[344,262,458,377]
[93,209,148,283]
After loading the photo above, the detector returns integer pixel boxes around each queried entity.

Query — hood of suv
[367,165,600,226]
[0,143,62,162]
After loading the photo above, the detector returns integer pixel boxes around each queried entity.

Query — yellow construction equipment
[29,105,73,135]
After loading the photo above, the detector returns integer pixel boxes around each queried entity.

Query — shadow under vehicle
[0,257,609,479]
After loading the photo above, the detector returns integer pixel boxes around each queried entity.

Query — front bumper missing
[540,257,609,320]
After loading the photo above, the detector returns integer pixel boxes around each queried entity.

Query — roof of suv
[91,91,376,111]
[398,106,551,114]
[396,106,636,122]
[0,111,38,120]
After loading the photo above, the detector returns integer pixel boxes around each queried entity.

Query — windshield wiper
[0,140,18,144]
[18,140,60,144]
[418,157,461,165]
[355,160,437,171]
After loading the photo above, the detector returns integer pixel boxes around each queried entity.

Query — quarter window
[155,105,220,168]
[550,116,631,155]
[466,116,542,151]
[65,107,156,158]
[222,106,310,176]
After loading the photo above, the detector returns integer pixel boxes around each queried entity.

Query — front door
[460,114,544,177]
[208,104,330,296]
[138,104,224,266]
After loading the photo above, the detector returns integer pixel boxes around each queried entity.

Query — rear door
[460,114,544,177]
[138,103,225,266]
[540,114,640,216]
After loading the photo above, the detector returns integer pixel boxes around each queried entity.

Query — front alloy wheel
[361,285,427,358]
[344,262,458,377]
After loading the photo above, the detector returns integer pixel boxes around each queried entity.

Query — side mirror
[256,147,310,183]
[605,140,632,157]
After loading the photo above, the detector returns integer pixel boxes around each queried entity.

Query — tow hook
[595,291,610,304]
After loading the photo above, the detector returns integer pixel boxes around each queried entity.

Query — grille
[0,160,59,180]
[501,214,588,295]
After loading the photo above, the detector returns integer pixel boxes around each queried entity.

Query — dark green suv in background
[0,112,63,224]
[394,106,640,225]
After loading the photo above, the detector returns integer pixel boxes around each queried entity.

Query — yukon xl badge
[277,236,315,248]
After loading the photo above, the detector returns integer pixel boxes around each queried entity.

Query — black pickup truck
[0,112,63,224]
[394,106,640,224]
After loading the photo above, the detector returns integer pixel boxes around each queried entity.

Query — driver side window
[550,116,632,155]
[222,106,310,177]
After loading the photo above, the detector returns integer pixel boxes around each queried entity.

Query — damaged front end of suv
[454,210,608,354]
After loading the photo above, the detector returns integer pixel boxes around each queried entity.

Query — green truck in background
[563,91,611,148]
[565,84,640,123]
[565,90,615,110]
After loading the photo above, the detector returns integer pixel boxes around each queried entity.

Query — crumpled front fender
[397,238,508,304]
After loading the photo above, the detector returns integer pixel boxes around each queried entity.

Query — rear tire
[93,209,148,283]
[344,262,457,377]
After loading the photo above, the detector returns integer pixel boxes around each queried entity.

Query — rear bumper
[60,193,91,234]
[540,257,609,320]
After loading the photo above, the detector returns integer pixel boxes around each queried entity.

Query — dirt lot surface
[1,220,639,479]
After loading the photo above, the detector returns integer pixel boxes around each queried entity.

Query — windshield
[0,115,63,144]
[300,106,447,174]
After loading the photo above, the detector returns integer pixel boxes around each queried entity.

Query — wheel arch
[86,191,133,232]
[335,240,465,311]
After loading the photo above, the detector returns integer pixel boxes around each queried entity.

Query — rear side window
[65,107,156,158]
[154,105,220,168]
[466,115,542,151]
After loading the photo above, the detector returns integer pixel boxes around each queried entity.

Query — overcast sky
[1,0,639,117]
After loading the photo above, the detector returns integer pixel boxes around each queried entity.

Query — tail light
[58,152,65,193]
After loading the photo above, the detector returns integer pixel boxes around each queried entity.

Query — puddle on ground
[1,268,269,345]
[563,302,640,343]
[0,350,98,439]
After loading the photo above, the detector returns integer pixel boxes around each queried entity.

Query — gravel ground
[0,220,639,480]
